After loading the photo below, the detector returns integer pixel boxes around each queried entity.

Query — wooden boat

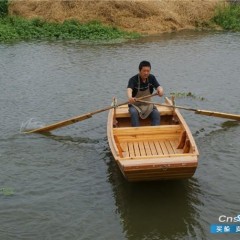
[107,97,199,182]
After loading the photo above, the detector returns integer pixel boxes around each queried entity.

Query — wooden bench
[113,125,182,136]
[115,105,173,118]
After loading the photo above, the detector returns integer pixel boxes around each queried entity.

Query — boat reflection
[106,156,204,239]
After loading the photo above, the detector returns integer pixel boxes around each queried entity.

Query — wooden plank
[120,142,129,158]
[143,141,152,156]
[120,155,198,166]
[114,135,123,158]
[125,169,196,181]
[125,167,197,175]
[115,105,173,118]
[165,140,175,154]
[168,140,176,154]
[168,140,177,154]
[153,140,164,155]
[177,130,186,149]
[138,141,146,157]
[149,141,158,155]
[120,153,198,161]
[128,142,135,157]
[125,169,197,178]
[116,134,179,142]
[159,141,168,155]
[113,125,182,136]
[183,139,190,153]
[133,142,141,157]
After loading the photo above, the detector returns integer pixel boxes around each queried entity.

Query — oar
[137,100,240,121]
[24,93,158,134]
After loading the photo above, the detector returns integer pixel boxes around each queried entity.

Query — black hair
[139,61,151,71]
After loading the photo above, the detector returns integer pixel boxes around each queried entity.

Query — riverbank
[0,16,139,41]
[8,0,221,34]
[1,0,240,42]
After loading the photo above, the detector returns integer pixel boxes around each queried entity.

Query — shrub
[0,0,8,16]
[0,16,140,41]
[212,4,240,31]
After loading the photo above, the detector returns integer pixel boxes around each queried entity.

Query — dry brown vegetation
[9,0,223,34]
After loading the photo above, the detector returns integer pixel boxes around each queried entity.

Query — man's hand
[128,97,136,104]
[157,86,164,97]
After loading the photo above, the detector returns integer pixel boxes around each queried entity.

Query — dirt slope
[8,0,223,34]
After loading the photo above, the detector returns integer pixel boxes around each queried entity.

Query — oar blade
[195,110,240,121]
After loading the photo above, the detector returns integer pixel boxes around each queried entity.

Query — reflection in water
[193,120,239,139]
[198,120,240,138]
[39,132,99,144]
[220,120,239,129]
[106,156,204,239]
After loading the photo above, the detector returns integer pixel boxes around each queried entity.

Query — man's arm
[127,88,136,104]
[156,86,164,97]
[152,75,164,97]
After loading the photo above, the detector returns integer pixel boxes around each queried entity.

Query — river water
[0,31,240,240]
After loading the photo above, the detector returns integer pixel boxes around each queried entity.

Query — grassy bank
[1,1,240,42]
[211,3,240,31]
[0,0,8,16]
[0,16,139,42]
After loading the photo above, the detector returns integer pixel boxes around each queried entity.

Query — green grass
[0,16,140,42]
[1,187,14,196]
[211,4,240,31]
[0,0,8,16]
[170,92,206,101]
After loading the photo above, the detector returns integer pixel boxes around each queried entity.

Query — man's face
[139,66,151,80]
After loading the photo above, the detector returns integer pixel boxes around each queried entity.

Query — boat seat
[115,105,173,118]
[113,125,182,136]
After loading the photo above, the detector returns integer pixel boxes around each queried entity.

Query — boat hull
[117,160,198,182]
[107,97,199,182]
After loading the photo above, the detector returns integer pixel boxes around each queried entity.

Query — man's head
[139,61,151,80]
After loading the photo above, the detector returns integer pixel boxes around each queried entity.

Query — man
[127,61,164,127]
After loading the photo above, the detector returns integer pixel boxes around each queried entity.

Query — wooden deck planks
[128,142,135,157]
[153,141,164,155]
[120,138,182,158]
[133,142,141,157]
[138,141,146,157]
[149,141,158,155]
[159,141,168,155]
[164,140,175,154]
[143,141,152,156]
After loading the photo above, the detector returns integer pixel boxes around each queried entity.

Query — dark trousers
[129,106,160,127]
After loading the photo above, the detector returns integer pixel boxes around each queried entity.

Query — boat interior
[112,104,195,159]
